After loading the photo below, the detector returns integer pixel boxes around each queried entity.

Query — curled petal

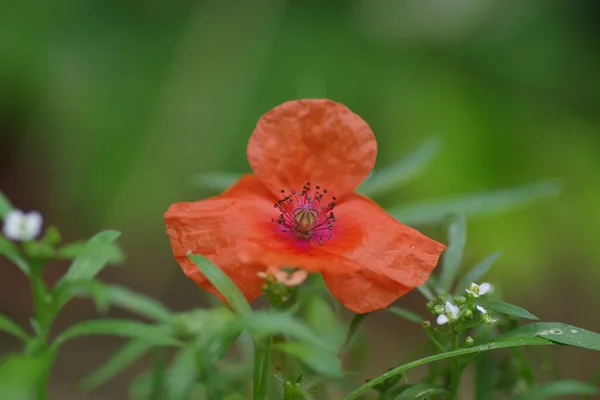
[247,99,377,197]
[164,175,277,303]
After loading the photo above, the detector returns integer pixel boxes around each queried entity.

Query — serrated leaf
[389,307,424,324]
[358,138,440,197]
[55,319,181,347]
[438,214,467,293]
[273,342,342,377]
[81,340,153,391]
[477,299,539,320]
[58,230,123,285]
[455,251,502,293]
[104,286,172,323]
[394,383,449,399]
[187,254,252,316]
[0,237,29,275]
[500,322,600,351]
[191,172,242,191]
[165,347,197,400]
[514,380,598,400]
[0,313,28,341]
[390,181,561,226]
[0,192,12,218]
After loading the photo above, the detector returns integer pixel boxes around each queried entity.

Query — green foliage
[0,192,11,218]
[0,313,28,341]
[438,214,467,293]
[514,380,599,400]
[455,251,501,293]
[0,148,596,400]
[188,253,252,316]
[81,340,153,391]
[358,138,441,197]
[389,307,425,324]
[393,383,449,399]
[390,181,561,226]
[55,319,181,347]
[477,299,539,320]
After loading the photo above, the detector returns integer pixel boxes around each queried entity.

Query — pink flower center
[272,181,337,244]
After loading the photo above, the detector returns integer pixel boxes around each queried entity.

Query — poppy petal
[321,194,445,313]
[164,175,277,303]
[247,99,377,197]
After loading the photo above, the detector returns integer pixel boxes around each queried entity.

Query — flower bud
[454,296,467,305]
[461,309,473,319]
[426,301,435,312]
[483,314,495,325]
[465,336,474,347]
[422,320,431,329]
[433,305,445,315]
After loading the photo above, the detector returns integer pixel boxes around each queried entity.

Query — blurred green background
[1,0,599,398]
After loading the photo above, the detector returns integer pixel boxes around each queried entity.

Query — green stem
[29,262,51,343]
[344,338,551,399]
[253,336,272,400]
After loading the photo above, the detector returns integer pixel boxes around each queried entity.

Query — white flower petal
[445,301,460,319]
[465,289,479,297]
[23,211,43,240]
[479,283,492,295]
[476,305,487,314]
[437,314,449,325]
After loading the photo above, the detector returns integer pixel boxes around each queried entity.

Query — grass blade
[390,181,561,226]
[358,138,440,197]
[438,214,467,294]
[455,251,502,293]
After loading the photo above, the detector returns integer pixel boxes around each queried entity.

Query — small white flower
[476,305,487,314]
[437,301,460,325]
[466,282,493,298]
[3,210,43,241]
[445,301,460,319]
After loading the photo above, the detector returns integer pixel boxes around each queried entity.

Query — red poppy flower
[165,99,445,314]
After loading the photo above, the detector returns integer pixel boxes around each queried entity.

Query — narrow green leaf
[52,280,109,316]
[244,311,332,350]
[389,307,424,324]
[0,237,29,275]
[58,230,123,284]
[188,254,252,316]
[81,340,153,391]
[130,371,152,400]
[390,181,561,226]
[514,380,598,400]
[474,352,496,400]
[500,322,600,351]
[0,313,28,341]
[55,319,181,347]
[165,347,197,400]
[0,192,12,218]
[416,285,434,301]
[455,251,502,293]
[438,214,467,293]
[273,342,343,377]
[477,299,539,320]
[358,138,440,197]
[345,337,553,399]
[394,383,449,399]
[305,297,345,346]
[149,349,167,400]
[104,286,172,323]
[191,172,242,191]
[56,240,122,261]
